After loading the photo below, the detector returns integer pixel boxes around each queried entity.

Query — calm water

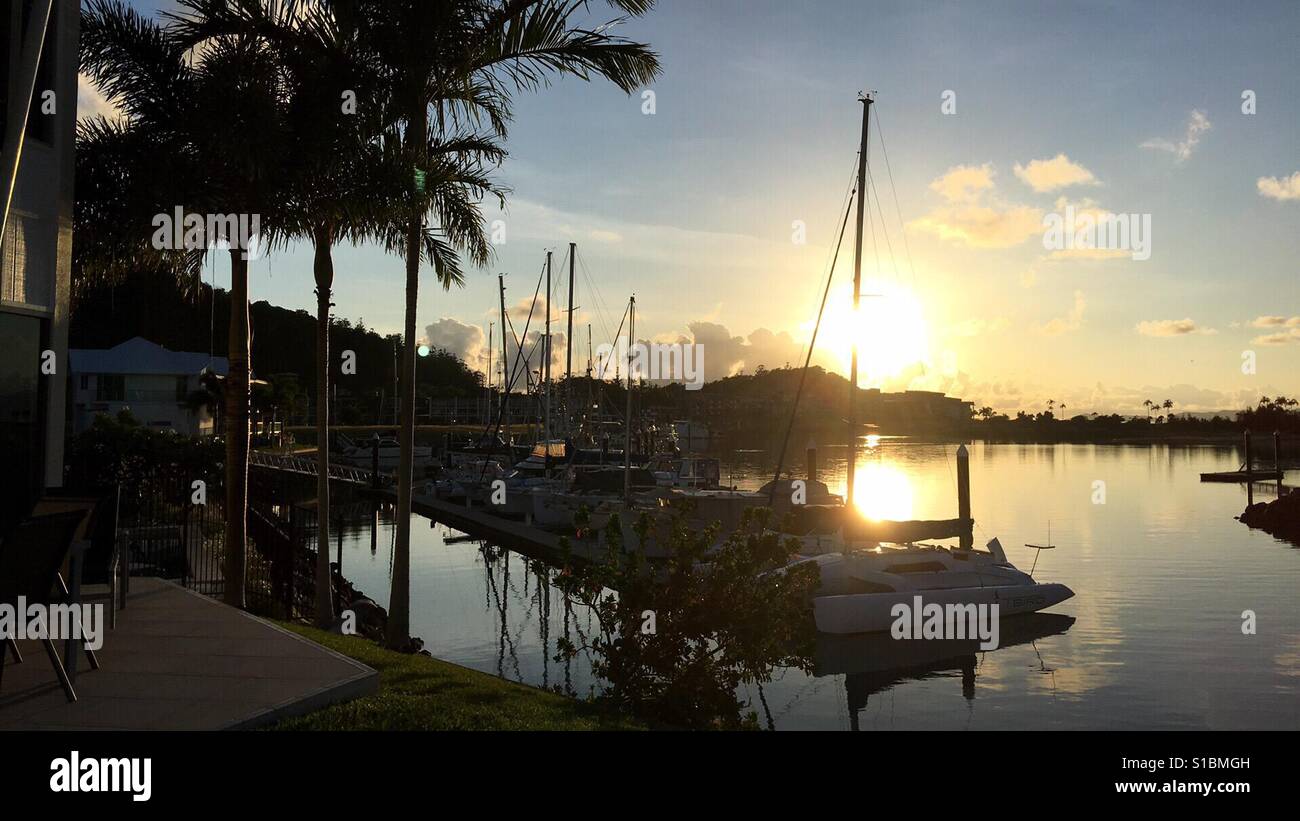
[335,441,1300,730]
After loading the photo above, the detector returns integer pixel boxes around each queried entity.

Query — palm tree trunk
[223,249,250,608]
[313,224,336,627]
[386,105,428,650]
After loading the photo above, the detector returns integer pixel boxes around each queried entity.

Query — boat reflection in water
[814,613,1076,731]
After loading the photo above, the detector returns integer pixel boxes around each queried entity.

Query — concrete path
[0,578,376,730]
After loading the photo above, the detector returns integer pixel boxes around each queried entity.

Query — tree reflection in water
[549,508,820,729]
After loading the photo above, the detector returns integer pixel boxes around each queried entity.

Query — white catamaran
[778,94,1074,634]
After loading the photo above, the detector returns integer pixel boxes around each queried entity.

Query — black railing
[118,466,324,622]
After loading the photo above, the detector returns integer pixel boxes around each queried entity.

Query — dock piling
[956,444,972,550]
[806,441,818,482]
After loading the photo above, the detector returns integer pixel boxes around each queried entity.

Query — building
[1,0,77,532]
[861,389,974,430]
[69,337,229,436]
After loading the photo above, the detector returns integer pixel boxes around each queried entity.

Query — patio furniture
[35,488,123,630]
[0,510,95,702]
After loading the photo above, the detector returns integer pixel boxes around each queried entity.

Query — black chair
[0,510,94,702]
[39,488,123,631]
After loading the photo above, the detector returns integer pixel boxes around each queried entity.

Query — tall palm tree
[352,0,662,648]
[168,0,388,625]
[82,0,292,607]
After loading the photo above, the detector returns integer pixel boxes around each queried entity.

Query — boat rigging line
[767,160,859,503]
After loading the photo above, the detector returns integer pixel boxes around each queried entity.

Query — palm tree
[355,0,662,648]
[82,0,292,608]
[1143,399,1154,420]
[1162,398,1173,422]
[169,0,386,625]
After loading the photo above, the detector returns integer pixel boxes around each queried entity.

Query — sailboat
[779,94,1073,634]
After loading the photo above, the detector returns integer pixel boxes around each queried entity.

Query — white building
[69,337,229,437]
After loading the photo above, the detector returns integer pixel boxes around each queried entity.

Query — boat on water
[647,453,723,489]
[335,432,436,472]
[786,537,1073,634]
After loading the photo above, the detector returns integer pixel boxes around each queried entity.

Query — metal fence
[117,466,323,622]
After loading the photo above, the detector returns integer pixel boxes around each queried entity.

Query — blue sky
[85,0,1299,413]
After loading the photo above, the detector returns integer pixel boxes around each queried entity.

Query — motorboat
[646,454,724,489]
[787,537,1073,634]
[336,432,436,472]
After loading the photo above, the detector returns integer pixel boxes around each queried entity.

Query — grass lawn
[272,624,641,731]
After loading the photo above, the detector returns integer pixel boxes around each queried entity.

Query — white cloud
[1257,172,1300,201]
[1136,318,1216,337]
[928,164,996,203]
[1013,154,1099,192]
[1140,109,1211,162]
[1250,315,1300,328]
[1036,290,1086,336]
[1249,316,1300,343]
[77,72,124,122]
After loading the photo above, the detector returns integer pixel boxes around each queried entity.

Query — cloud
[947,317,1009,337]
[911,164,1044,249]
[1036,290,1086,336]
[1041,197,1136,260]
[1013,154,1099,192]
[1257,172,1300,201]
[928,164,996,203]
[967,380,1274,417]
[1140,109,1211,162]
[423,316,565,388]
[1250,315,1300,328]
[1136,318,1216,337]
[911,204,1044,249]
[77,72,124,122]
[675,321,804,382]
[1251,329,1300,346]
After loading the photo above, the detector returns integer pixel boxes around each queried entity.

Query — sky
[83,0,1300,415]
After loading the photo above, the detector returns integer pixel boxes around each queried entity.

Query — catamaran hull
[813,582,1074,635]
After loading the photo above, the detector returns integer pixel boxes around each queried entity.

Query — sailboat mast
[847,93,872,506]
[545,250,552,478]
[566,242,576,432]
[499,274,509,434]
[624,296,635,503]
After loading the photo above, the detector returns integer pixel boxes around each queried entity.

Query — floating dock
[1200,468,1283,483]
[1199,430,1287,483]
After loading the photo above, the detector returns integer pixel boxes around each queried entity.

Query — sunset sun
[815,279,931,388]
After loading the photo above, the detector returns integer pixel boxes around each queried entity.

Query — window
[97,374,124,402]
[0,211,51,309]
[79,374,88,390]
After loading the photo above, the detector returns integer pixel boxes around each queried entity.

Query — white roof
[69,337,229,376]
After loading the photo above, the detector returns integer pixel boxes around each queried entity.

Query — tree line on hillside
[71,279,485,411]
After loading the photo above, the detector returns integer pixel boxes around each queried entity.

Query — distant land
[69,282,1299,443]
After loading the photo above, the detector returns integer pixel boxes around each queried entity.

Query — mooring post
[806,440,818,482]
[957,443,972,550]
[370,433,380,489]
[1244,429,1253,474]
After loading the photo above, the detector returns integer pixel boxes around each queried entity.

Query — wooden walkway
[0,578,376,730]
